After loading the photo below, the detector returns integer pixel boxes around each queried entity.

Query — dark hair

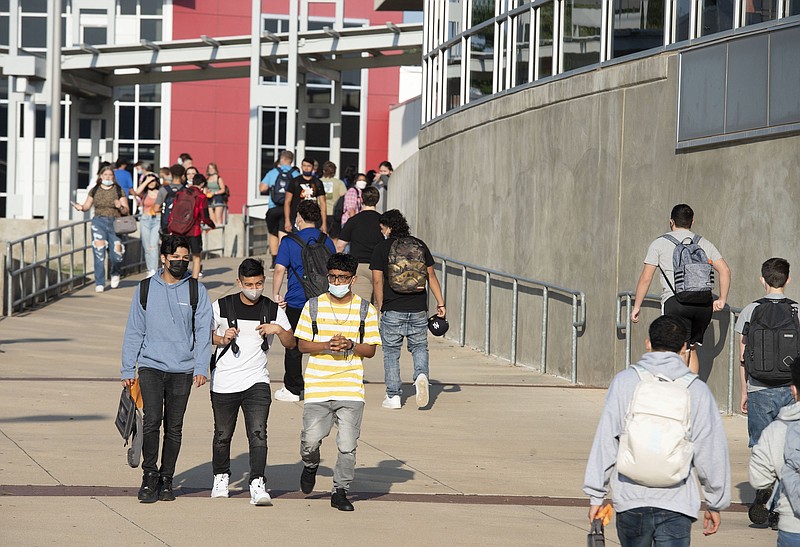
[366,169,376,182]
[170,164,186,179]
[648,315,688,353]
[322,161,337,178]
[327,253,357,275]
[179,153,193,162]
[297,200,322,223]
[361,186,380,206]
[193,173,207,188]
[343,164,357,183]
[115,157,129,167]
[239,258,265,279]
[357,173,368,181]
[143,173,160,189]
[98,161,111,174]
[670,204,694,229]
[160,234,190,256]
[762,257,790,289]
[301,157,315,168]
[379,209,410,238]
[379,161,393,172]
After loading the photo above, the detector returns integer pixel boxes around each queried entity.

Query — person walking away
[284,157,327,234]
[167,172,215,279]
[121,234,213,503]
[115,157,135,213]
[630,204,731,374]
[295,253,381,511]
[259,150,299,271]
[370,209,445,409]
[320,161,347,240]
[155,164,187,235]
[209,258,295,505]
[336,186,382,303]
[584,315,731,546]
[134,173,162,277]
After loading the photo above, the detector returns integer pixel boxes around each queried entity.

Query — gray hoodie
[121,272,212,379]
[583,351,731,517]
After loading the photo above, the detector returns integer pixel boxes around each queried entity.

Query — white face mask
[328,283,350,298]
[101,179,114,186]
[241,288,262,302]
[355,180,367,190]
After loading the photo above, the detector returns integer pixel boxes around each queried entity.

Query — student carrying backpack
[743,298,800,387]
[284,232,332,299]
[386,237,429,294]
[167,187,202,235]
[271,168,293,206]
[160,184,180,233]
[659,233,715,304]
[210,293,278,370]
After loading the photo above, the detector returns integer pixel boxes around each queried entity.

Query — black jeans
[211,382,271,481]
[138,368,193,479]
[284,306,304,395]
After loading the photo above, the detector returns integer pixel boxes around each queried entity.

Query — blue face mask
[302,170,313,177]
[101,179,114,186]
[328,283,350,298]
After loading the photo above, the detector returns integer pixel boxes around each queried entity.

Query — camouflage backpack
[387,237,428,294]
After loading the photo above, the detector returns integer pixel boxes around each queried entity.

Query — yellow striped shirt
[295,293,381,403]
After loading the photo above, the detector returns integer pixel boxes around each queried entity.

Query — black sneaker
[300,466,317,494]
[137,472,159,503]
[269,256,276,272]
[331,488,354,511]
[768,511,779,530]
[158,477,175,501]
[749,486,774,524]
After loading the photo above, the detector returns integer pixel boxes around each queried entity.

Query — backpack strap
[284,232,308,285]
[189,278,198,351]
[673,371,698,388]
[630,363,696,386]
[309,297,319,341]
[358,297,370,344]
[139,278,151,310]
[215,294,238,362]
[259,297,279,351]
[660,234,681,246]
[691,234,702,245]
[657,266,678,297]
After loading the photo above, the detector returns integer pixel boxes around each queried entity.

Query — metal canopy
[24,22,423,98]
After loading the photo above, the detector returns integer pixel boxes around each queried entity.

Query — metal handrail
[433,254,587,383]
[616,291,742,414]
[243,203,270,256]
[201,203,229,258]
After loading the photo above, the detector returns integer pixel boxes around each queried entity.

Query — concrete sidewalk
[0,258,766,546]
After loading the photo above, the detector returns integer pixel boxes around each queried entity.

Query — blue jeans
[379,310,429,397]
[779,530,800,546]
[211,382,271,481]
[301,401,364,491]
[91,215,124,287]
[616,507,692,547]
[748,386,794,447]
[139,214,161,273]
[138,368,193,480]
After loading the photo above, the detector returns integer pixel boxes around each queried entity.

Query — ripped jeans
[91,216,124,288]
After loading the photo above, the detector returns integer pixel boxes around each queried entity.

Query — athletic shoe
[749,486,773,524]
[95,285,104,293]
[300,465,318,494]
[331,488,354,511]
[110,275,120,289]
[137,472,159,503]
[415,374,429,408]
[249,477,272,506]
[382,395,401,409]
[211,473,229,498]
[274,387,300,402]
[158,477,175,501]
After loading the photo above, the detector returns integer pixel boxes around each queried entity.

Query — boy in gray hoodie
[121,234,213,503]
[584,315,731,546]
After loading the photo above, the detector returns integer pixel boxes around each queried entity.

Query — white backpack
[616,364,696,488]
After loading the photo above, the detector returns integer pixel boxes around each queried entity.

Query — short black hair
[361,186,380,206]
[327,253,357,275]
[648,315,688,353]
[301,157,315,167]
[160,234,190,256]
[170,164,186,179]
[115,158,129,167]
[670,204,694,229]
[379,209,410,238]
[379,161,393,171]
[179,153,193,161]
[239,258,265,279]
[297,200,322,223]
[762,257,790,289]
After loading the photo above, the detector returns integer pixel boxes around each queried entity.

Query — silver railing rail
[433,254,587,383]
[243,203,270,257]
[201,203,229,258]
[616,291,742,414]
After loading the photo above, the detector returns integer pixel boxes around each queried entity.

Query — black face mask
[167,259,189,279]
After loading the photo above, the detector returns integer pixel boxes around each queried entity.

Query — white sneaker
[249,477,273,506]
[415,374,429,408]
[382,394,401,409]
[211,473,229,498]
[110,275,120,289]
[95,285,104,293]
[274,387,300,402]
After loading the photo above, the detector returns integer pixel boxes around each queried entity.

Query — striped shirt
[295,293,381,403]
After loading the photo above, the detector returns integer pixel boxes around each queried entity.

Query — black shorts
[663,296,713,346]
[186,235,203,255]
[266,206,284,237]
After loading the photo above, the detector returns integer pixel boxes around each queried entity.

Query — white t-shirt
[211,294,292,394]
[643,229,723,305]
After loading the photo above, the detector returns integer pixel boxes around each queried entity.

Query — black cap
[428,314,449,336]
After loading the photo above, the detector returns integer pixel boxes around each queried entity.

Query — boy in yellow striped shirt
[295,253,381,511]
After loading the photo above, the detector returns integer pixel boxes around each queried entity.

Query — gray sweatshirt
[583,351,731,517]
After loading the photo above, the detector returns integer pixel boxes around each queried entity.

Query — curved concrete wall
[391,50,800,410]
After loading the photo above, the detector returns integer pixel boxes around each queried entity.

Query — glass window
[0,1,8,12]
[0,16,8,47]
[278,110,287,143]
[77,157,90,189]
[446,48,462,111]
[115,86,136,102]
[139,84,161,102]
[700,0,734,36]
[342,89,360,112]
[563,0,603,71]
[515,10,532,86]
[675,0,691,42]
[138,106,160,139]
[261,148,277,178]
[35,104,45,138]
[306,123,330,148]
[83,27,107,46]
[0,77,7,101]
[744,0,777,25]
[611,0,664,58]
[790,0,800,15]
[117,143,136,165]
[262,110,276,145]
[137,144,160,168]
[141,19,162,42]
[79,118,91,139]
[21,17,47,49]
[538,3,555,78]
[119,0,137,16]
[0,104,7,138]
[448,0,464,41]
[307,88,332,105]
[469,26,494,101]
[118,106,135,139]
[0,142,5,193]
[140,0,163,16]
[471,0,495,27]
[0,196,5,218]
[340,151,359,173]
[341,115,359,149]
[22,0,47,13]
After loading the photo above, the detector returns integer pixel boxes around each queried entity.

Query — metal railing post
[625,294,632,367]
[572,294,579,384]
[459,265,467,347]
[727,309,736,415]
[243,204,250,257]
[441,258,447,302]
[511,278,518,365]
[541,286,548,373]
[484,272,491,354]
[5,242,12,315]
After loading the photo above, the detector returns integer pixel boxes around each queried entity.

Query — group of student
[119,191,446,510]
[585,203,800,546]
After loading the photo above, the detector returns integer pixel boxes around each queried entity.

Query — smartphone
[70,201,81,208]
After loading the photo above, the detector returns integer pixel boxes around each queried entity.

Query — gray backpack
[659,234,714,305]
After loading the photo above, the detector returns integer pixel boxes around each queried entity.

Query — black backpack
[271,168,294,206]
[744,298,800,386]
[140,277,199,349]
[284,232,332,300]
[210,294,279,370]
[332,195,346,226]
